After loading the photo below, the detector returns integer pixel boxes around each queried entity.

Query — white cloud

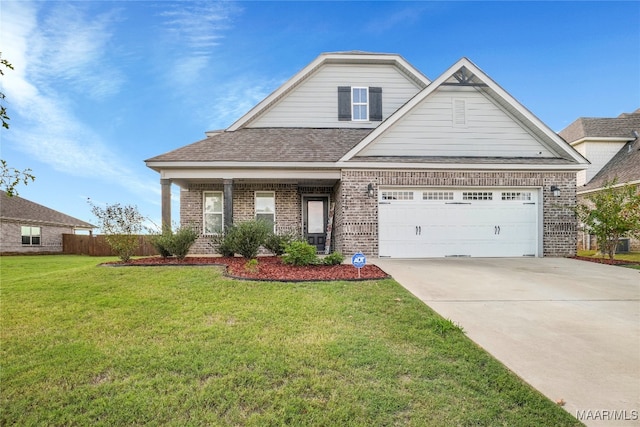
[1,1,158,201]
[160,1,238,55]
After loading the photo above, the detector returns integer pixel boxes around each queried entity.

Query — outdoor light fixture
[550,185,561,197]
[367,183,375,198]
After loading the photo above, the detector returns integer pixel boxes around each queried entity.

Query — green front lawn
[577,250,640,270]
[1,255,581,426]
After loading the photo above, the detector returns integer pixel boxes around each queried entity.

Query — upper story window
[21,226,41,245]
[352,87,368,121]
[255,191,275,232]
[203,192,223,234]
[338,86,382,122]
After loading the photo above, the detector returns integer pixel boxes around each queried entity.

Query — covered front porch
[159,172,341,254]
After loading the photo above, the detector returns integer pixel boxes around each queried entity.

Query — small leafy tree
[1,159,35,197]
[1,53,35,197]
[576,181,640,260]
[90,201,146,262]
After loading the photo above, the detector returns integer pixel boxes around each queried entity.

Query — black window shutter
[369,87,382,121]
[338,86,351,121]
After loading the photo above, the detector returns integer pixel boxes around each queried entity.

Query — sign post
[351,252,367,279]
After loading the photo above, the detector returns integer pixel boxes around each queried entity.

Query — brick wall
[181,182,332,254]
[337,170,578,257]
[0,220,74,253]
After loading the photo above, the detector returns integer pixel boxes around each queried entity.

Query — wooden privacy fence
[62,234,158,257]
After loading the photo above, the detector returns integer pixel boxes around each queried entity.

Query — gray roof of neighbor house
[580,139,640,192]
[0,191,95,228]
[146,128,374,165]
[559,109,640,143]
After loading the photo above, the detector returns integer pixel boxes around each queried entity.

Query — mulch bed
[570,256,640,266]
[103,256,390,282]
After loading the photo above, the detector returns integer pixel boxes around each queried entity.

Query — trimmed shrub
[233,220,271,259]
[264,231,297,256]
[322,252,345,265]
[210,227,236,257]
[282,240,318,266]
[150,227,173,259]
[167,225,198,260]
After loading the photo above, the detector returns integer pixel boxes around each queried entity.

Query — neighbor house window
[21,226,41,245]
[203,192,223,234]
[255,191,275,232]
[352,87,368,121]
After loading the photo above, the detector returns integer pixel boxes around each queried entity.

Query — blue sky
[2,1,639,230]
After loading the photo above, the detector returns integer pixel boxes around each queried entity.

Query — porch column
[223,179,233,229]
[161,178,172,229]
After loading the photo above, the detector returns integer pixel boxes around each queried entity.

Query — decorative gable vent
[453,98,467,127]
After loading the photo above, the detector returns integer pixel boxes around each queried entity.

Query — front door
[303,196,329,252]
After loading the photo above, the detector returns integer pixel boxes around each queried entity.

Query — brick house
[0,190,94,254]
[146,52,588,258]
[559,109,640,252]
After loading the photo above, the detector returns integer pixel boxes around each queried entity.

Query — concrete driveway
[374,258,640,427]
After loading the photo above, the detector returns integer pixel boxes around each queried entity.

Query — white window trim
[255,191,276,232]
[352,87,369,121]
[203,191,224,235]
[21,225,41,246]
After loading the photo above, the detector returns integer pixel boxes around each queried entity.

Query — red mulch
[104,256,389,282]
[570,256,639,266]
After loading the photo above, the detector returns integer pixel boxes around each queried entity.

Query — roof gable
[340,58,588,165]
[0,191,95,228]
[580,139,640,193]
[227,52,431,131]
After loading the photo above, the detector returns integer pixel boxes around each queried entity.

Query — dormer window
[338,86,382,122]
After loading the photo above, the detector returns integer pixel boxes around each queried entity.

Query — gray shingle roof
[580,141,640,192]
[0,191,95,228]
[146,128,374,163]
[559,109,640,143]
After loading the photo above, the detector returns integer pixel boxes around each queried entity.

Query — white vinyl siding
[249,63,422,128]
[255,191,275,231]
[572,140,627,186]
[357,87,556,157]
[203,192,223,234]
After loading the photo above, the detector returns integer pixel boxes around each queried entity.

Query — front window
[203,192,223,234]
[352,87,368,121]
[21,226,41,245]
[255,191,275,232]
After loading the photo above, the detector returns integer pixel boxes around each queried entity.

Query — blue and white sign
[351,252,367,269]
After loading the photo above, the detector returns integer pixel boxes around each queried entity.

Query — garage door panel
[379,188,538,258]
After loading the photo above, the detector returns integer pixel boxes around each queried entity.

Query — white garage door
[378,188,539,258]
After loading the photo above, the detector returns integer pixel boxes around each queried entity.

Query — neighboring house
[146,51,588,258]
[0,190,95,254]
[559,109,640,252]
